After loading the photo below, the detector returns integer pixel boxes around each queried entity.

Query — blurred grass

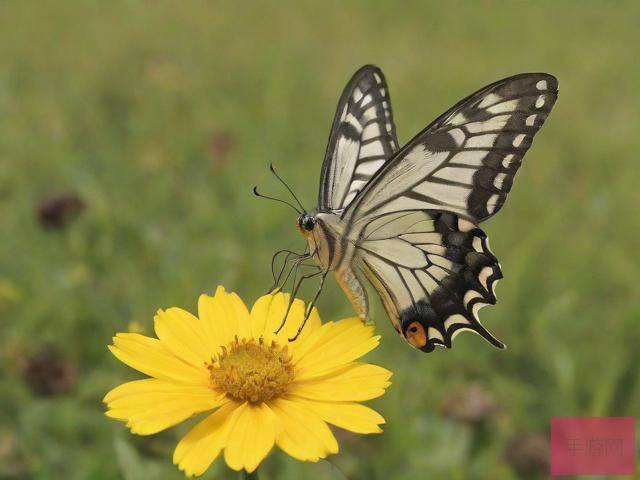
[1,1,639,478]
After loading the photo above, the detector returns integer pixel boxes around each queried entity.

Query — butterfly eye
[304,217,315,231]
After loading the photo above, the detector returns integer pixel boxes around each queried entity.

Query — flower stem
[242,470,258,480]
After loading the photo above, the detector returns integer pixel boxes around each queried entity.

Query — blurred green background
[1,1,639,478]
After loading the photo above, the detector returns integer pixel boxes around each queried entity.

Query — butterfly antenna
[269,163,306,212]
[253,186,301,214]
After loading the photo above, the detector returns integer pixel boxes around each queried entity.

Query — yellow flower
[104,287,391,476]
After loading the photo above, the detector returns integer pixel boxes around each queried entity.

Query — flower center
[207,337,294,403]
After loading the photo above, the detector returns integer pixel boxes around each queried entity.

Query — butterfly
[262,65,557,352]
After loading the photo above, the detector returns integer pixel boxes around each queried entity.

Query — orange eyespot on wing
[405,321,427,349]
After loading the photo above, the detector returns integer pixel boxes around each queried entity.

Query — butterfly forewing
[344,73,558,225]
[319,65,399,213]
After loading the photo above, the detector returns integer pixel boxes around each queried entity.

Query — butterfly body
[293,65,557,352]
[298,210,371,319]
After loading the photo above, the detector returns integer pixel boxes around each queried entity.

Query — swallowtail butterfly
[268,65,557,352]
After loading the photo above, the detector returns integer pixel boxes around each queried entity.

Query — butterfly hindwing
[344,73,558,224]
[355,210,503,352]
[319,65,398,213]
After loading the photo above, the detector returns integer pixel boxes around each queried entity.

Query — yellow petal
[291,317,366,363]
[270,397,338,462]
[250,292,321,343]
[199,287,251,352]
[290,363,392,401]
[249,293,274,340]
[293,318,380,378]
[153,308,210,368]
[227,291,251,334]
[223,402,278,473]
[294,397,385,434]
[198,293,226,351]
[284,300,321,342]
[104,379,225,435]
[250,292,286,342]
[302,306,322,337]
[174,401,241,477]
[109,333,207,385]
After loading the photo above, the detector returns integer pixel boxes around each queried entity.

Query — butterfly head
[296,212,317,235]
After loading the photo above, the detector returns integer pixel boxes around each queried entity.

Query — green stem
[242,469,258,480]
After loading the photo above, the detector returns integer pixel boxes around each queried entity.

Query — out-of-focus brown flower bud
[22,346,77,396]
[210,131,235,168]
[37,193,85,229]
[441,383,497,424]
[505,434,549,479]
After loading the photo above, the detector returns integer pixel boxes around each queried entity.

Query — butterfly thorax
[296,211,351,271]
[296,210,369,320]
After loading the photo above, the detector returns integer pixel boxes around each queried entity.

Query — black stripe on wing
[319,65,399,212]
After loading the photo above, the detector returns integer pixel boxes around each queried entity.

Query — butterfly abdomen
[334,265,370,320]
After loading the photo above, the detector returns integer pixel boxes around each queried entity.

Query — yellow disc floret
[208,336,294,403]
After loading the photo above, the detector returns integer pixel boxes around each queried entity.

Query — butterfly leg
[269,248,309,293]
[270,249,314,294]
[276,245,319,294]
[289,269,329,341]
[274,266,322,335]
